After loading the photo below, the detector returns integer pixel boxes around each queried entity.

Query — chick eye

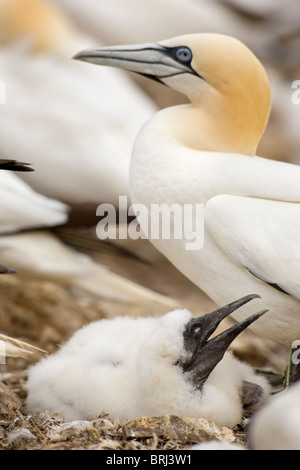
[193,326,202,340]
[175,47,192,64]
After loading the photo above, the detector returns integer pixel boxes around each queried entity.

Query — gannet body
[27,295,270,427]
[249,382,300,450]
[0,0,156,207]
[75,33,300,345]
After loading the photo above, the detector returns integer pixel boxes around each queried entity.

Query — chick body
[27,310,269,427]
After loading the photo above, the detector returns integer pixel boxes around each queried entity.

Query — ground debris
[123,415,239,448]
[0,380,21,418]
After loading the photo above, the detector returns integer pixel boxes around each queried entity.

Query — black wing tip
[0,159,35,172]
[0,265,17,274]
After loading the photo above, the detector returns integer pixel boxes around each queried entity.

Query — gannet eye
[175,47,193,64]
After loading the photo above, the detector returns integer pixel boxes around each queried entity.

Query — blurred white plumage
[0,162,174,310]
[190,441,245,450]
[0,0,175,309]
[0,0,156,207]
[0,171,68,234]
[50,0,265,48]
[76,34,300,346]
[0,230,177,307]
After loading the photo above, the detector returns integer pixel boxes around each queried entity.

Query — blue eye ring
[174,47,193,64]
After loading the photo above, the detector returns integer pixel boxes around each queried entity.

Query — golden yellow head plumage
[158,34,271,155]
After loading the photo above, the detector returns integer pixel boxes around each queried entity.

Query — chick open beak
[181,294,268,389]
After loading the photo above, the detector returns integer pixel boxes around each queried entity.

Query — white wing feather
[206,194,300,299]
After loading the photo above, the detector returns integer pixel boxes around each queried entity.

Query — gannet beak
[181,294,268,389]
[73,43,200,85]
[0,264,17,274]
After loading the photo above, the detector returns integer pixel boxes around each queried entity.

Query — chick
[27,295,270,427]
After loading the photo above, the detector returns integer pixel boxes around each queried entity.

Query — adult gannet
[26,295,270,427]
[75,33,300,346]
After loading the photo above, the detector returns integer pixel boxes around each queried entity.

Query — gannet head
[75,33,271,154]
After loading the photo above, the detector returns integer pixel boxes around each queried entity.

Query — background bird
[0,159,34,172]
[0,171,67,234]
[74,33,300,349]
[0,161,176,311]
[249,381,300,450]
[0,0,175,312]
[1,0,299,451]
[0,229,177,310]
[0,0,156,211]
[26,295,270,427]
